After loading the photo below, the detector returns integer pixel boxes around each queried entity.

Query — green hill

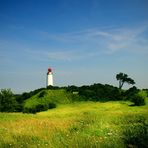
[22,85,148,113]
[23,89,80,113]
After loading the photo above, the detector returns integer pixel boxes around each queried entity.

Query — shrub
[23,102,56,114]
[143,89,148,97]
[20,88,45,101]
[35,104,49,112]
[131,91,146,106]
[38,91,47,98]
[0,89,17,112]
[23,107,36,114]
[48,102,56,109]
[66,85,79,92]
[78,84,122,101]
[124,86,139,100]
[122,115,148,147]
[46,86,60,90]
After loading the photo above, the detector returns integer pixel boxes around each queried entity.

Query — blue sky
[0,0,148,93]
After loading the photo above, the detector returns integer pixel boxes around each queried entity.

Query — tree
[116,73,135,89]
[0,89,17,112]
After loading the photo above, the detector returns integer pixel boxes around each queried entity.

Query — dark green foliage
[21,92,32,101]
[32,88,45,94]
[67,83,122,102]
[12,88,46,112]
[124,86,139,100]
[23,106,36,114]
[48,102,56,109]
[23,102,56,114]
[35,104,48,112]
[21,88,45,100]
[46,85,60,90]
[14,94,25,112]
[0,89,17,112]
[38,91,47,98]
[66,85,79,92]
[0,87,57,113]
[116,72,135,89]
[1,82,146,113]
[143,89,148,97]
[123,87,146,106]
[122,115,148,148]
[66,83,147,105]
[131,93,146,106]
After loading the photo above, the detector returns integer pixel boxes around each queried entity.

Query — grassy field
[0,100,148,148]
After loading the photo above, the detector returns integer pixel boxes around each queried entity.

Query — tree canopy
[116,72,135,89]
[0,89,17,112]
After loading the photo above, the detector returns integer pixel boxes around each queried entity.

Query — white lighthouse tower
[47,67,53,86]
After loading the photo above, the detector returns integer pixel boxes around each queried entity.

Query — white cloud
[98,25,148,54]
[40,25,148,55]
[8,24,146,63]
[25,49,100,62]
[23,25,148,62]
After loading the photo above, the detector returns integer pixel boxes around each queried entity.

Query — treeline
[46,84,147,105]
[66,84,147,105]
[0,83,147,113]
[66,84,121,101]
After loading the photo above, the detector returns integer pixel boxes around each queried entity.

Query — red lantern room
[47,68,52,75]
[48,68,52,72]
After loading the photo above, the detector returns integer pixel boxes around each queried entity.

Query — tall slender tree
[116,73,135,89]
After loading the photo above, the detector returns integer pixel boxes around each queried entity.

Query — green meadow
[0,100,148,148]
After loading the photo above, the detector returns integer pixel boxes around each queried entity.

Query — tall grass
[0,101,148,147]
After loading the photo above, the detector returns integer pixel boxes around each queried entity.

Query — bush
[131,91,146,106]
[38,91,47,98]
[23,107,37,114]
[20,88,45,101]
[23,102,56,114]
[78,84,122,101]
[122,115,148,147]
[48,102,56,109]
[124,86,139,100]
[46,85,60,90]
[0,89,17,112]
[66,85,79,92]
[36,104,49,112]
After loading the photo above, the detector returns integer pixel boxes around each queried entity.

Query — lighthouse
[47,67,53,86]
